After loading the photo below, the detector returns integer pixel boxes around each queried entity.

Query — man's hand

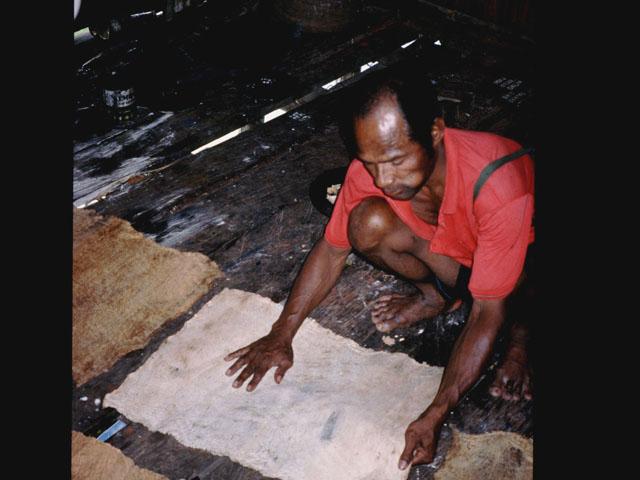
[224,333,294,392]
[398,412,444,470]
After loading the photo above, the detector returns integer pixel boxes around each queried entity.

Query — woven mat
[71,431,168,480]
[435,429,533,480]
[73,207,222,385]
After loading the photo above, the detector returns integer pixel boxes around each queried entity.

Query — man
[224,70,534,470]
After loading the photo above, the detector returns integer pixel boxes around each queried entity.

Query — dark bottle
[101,64,137,123]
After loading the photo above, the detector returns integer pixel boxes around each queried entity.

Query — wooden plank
[73,8,421,206]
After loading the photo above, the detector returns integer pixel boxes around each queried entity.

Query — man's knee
[347,197,398,253]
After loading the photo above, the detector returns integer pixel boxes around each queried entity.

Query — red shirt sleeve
[468,193,534,299]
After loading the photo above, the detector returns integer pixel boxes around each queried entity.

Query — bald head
[348,70,440,157]
[354,93,413,161]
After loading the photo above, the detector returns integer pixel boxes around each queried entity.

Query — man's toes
[374,295,394,305]
[522,376,533,401]
[377,322,392,332]
[371,304,388,314]
[489,385,503,397]
[506,376,526,401]
[377,311,397,323]
[372,304,399,317]
[379,317,403,332]
[490,372,512,399]
[372,305,392,316]
[394,313,410,327]
[371,304,389,314]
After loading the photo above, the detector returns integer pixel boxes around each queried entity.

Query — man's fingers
[274,363,292,384]
[232,365,255,388]
[246,367,268,392]
[225,356,249,376]
[224,346,250,361]
[398,435,417,470]
[410,446,434,466]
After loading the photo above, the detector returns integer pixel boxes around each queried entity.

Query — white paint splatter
[73,156,155,207]
[150,210,229,248]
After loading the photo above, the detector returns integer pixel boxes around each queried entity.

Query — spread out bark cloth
[71,430,168,480]
[105,288,443,480]
[72,207,222,386]
[435,429,533,480]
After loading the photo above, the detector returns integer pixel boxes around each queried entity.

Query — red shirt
[324,127,534,300]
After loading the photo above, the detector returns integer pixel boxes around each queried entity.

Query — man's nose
[376,164,394,188]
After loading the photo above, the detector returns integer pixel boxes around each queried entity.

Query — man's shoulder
[446,129,533,213]
[447,128,522,168]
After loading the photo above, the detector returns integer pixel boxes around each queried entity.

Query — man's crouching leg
[347,196,456,332]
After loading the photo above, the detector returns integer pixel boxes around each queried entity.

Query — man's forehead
[357,96,407,141]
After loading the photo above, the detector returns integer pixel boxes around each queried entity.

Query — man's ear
[431,117,446,147]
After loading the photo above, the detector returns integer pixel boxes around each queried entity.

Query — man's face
[354,95,432,200]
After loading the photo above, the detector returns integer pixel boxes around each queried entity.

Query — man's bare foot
[489,340,532,401]
[371,283,456,333]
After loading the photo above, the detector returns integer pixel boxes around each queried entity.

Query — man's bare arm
[224,237,351,391]
[399,298,506,469]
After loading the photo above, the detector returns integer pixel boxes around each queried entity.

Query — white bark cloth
[105,288,444,480]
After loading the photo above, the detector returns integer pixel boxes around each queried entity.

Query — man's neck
[410,143,447,224]
[423,142,446,199]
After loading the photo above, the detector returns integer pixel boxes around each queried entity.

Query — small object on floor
[96,419,128,442]
[382,335,396,346]
[325,183,342,204]
[309,166,348,217]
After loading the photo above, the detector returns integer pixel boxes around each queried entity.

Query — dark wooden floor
[72,1,534,478]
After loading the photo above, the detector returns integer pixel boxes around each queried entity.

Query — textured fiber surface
[73,207,222,385]
[105,288,444,480]
[435,429,533,480]
[71,431,168,480]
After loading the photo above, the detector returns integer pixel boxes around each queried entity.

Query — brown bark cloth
[71,431,168,480]
[434,429,533,480]
[72,207,222,385]
[105,288,445,480]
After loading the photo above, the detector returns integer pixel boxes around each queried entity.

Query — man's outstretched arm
[398,298,506,469]
[224,236,351,391]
